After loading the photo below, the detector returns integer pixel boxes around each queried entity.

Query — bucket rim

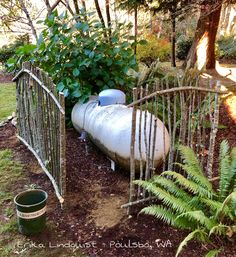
[14,189,48,208]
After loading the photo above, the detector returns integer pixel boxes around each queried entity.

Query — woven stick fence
[13,62,66,206]
[123,76,228,214]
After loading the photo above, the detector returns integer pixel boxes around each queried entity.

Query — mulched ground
[0,100,236,257]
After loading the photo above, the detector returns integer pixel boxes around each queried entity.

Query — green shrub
[0,34,29,68]
[7,10,138,107]
[135,140,236,257]
[136,34,171,65]
[217,35,236,59]
[176,35,193,60]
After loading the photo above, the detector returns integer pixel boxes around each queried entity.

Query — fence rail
[125,77,228,214]
[13,62,66,205]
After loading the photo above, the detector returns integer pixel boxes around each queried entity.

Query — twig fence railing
[123,79,228,214]
[13,62,66,205]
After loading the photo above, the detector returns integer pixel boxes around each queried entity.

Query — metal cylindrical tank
[71,101,170,170]
[99,89,126,106]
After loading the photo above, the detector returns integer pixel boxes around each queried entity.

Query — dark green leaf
[73,68,80,77]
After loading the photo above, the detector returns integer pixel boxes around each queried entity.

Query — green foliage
[205,249,222,257]
[216,35,236,59]
[7,10,138,106]
[176,35,193,60]
[117,0,147,11]
[135,140,236,256]
[136,34,171,65]
[0,34,29,68]
[175,229,208,257]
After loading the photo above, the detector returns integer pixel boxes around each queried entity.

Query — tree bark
[185,2,222,70]
[94,0,106,28]
[18,0,38,40]
[94,0,107,39]
[105,0,112,41]
[44,0,62,17]
[73,0,80,15]
[171,14,176,67]
[60,0,74,15]
[134,3,138,55]
[81,0,87,12]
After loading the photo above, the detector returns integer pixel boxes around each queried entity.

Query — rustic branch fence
[123,75,228,214]
[13,62,66,205]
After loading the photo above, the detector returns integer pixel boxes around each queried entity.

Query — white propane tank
[71,99,170,171]
[99,89,126,106]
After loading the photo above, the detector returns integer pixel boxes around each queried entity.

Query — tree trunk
[18,0,38,40]
[105,0,112,41]
[185,2,222,70]
[94,0,106,29]
[81,0,87,13]
[73,0,80,15]
[81,0,88,22]
[134,3,138,55]
[171,15,176,67]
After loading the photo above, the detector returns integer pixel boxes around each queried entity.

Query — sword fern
[135,140,236,257]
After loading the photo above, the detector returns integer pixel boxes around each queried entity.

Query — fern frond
[151,176,192,202]
[188,196,206,211]
[215,191,236,221]
[178,145,204,175]
[200,198,231,217]
[232,225,236,233]
[209,224,229,237]
[176,163,213,192]
[161,171,213,198]
[140,205,177,226]
[134,180,192,213]
[174,215,198,230]
[205,249,222,257]
[176,211,216,230]
[219,140,230,157]
[230,147,236,190]
[175,229,207,257]
[219,140,231,200]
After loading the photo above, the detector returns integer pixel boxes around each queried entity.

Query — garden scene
[0,0,236,257]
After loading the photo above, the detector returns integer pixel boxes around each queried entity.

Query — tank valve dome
[98,89,126,106]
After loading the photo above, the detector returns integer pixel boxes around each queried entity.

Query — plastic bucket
[14,189,48,235]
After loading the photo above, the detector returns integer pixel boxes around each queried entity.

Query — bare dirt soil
[0,99,236,257]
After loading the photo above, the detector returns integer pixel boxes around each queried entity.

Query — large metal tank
[98,89,126,106]
[71,90,170,170]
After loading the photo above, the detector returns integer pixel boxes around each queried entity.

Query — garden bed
[0,102,236,257]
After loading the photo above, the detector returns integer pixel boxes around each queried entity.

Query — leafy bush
[217,35,236,59]
[176,35,193,60]
[135,140,236,257]
[7,10,138,106]
[0,34,29,68]
[136,34,171,65]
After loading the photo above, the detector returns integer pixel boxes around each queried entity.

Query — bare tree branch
[18,0,38,40]
[94,0,106,28]
[60,0,74,15]
[105,0,112,40]
[73,0,80,15]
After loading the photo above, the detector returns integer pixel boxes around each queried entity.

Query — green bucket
[14,189,48,235]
